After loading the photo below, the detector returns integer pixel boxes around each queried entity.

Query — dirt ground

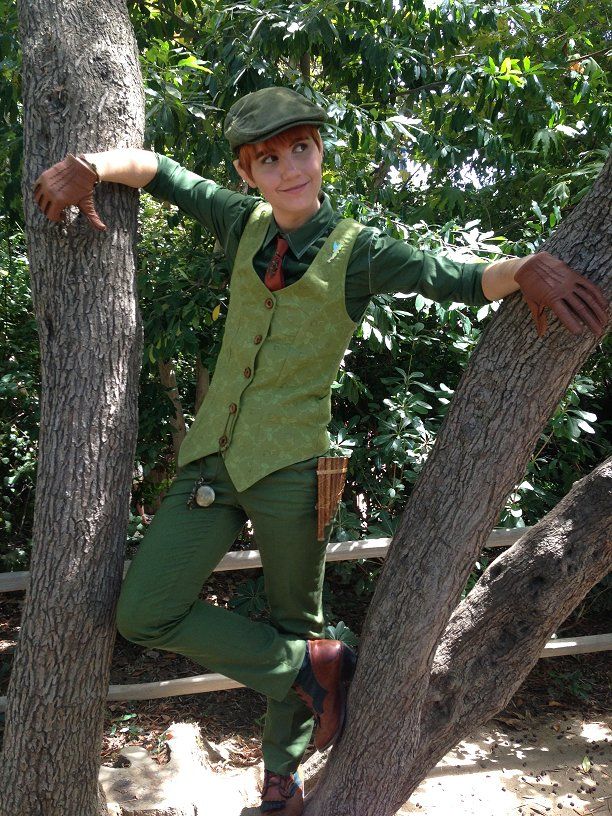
[398,712,610,816]
[1,570,610,815]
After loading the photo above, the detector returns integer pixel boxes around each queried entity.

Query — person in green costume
[34,87,608,815]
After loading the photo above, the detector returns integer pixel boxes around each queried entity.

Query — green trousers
[116,453,328,774]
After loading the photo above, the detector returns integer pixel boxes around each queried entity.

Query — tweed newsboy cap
[224,87,327,151]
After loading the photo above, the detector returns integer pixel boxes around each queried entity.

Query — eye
[260,154,277,165]
[294,141,309,153]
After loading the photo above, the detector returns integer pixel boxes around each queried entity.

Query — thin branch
[372,161,391,191]
[299,52,311,81]
[435,46,611,67]
[396,80,446,96]
[567,47,612,63]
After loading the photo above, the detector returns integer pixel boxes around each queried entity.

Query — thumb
[78,194,107,232]
[527,300,548,337]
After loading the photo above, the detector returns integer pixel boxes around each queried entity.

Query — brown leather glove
[33,154,106,231]
[514,252,608,337]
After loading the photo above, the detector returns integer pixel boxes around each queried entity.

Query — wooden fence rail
[0,528,525,594]
[2,526,610,711]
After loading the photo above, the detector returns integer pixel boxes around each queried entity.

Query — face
[234,135,323,231]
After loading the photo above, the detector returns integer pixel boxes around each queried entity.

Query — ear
[233,158,257,190]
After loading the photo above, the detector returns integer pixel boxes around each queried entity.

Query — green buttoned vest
[177,203,363,492]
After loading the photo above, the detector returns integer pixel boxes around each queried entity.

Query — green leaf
[531,200,545,223]
[228,577,269,618]
[555,124,578,137]
[177,55,213,73]
[324,620,359,648]
[576,419,595,434]
[414,294,428,312]
[533,128,555,156]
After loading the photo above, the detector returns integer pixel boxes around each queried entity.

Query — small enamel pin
[328,241,343,262]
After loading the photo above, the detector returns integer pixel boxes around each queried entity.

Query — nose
[280,155,299,179]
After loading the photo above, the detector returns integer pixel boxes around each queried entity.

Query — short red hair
[237,124,323,178]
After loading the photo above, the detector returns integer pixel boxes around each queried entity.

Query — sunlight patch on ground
[398,713,610,816]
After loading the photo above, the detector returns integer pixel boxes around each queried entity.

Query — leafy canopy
[0,0,610,570]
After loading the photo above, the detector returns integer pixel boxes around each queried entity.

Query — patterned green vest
[178,203,363,491]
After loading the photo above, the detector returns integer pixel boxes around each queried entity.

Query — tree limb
[195,353,210,414]
[305,157,611,816]
[158,359,187,462]
[410,456,612,798]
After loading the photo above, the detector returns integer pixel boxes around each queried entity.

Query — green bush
[0,224,38,570]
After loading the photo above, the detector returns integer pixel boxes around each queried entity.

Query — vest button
[264,297,274,309]
[254,334,263,345]
[244,367,252,378]
[229,402,237,414]
[218,435,228,448]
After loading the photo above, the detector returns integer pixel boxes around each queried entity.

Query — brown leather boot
[293,639,357,752]
[260,769,304,814]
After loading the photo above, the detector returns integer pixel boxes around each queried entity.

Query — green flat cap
[224,87,327,151]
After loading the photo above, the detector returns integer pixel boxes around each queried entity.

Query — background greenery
[1,0,610,630]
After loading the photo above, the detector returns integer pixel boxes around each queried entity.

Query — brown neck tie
[264,236,289,292]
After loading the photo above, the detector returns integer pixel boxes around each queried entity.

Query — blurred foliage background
[1,0,610,635]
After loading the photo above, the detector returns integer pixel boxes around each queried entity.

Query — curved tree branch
[306,158,611,816]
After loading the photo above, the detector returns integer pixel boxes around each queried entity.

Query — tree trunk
[390,456,611,807]
[158,359,187,461]
[195,352,210,413]
[306,159,611,815]
[0,3,144,815]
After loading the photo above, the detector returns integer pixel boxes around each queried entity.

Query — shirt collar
[262,192,337,259]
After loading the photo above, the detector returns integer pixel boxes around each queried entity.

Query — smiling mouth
[280,181,309,193]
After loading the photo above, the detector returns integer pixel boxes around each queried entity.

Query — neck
[273,198,321,232]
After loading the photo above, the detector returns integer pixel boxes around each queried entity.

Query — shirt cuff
[142,153,170,198]
[461,261,491,306]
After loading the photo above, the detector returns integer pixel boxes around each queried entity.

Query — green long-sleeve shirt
[144,155,489,321]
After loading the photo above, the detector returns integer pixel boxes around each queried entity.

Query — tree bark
[299,52,311,81]
[306,159,611,815]
[1,4,609,811]
[194,352,210,413]
[391,456,611,808]
[0,3,144,815]
[158,359,187,461]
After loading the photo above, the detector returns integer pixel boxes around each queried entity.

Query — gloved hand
[33,154,106,231]
[514,252,608,337]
